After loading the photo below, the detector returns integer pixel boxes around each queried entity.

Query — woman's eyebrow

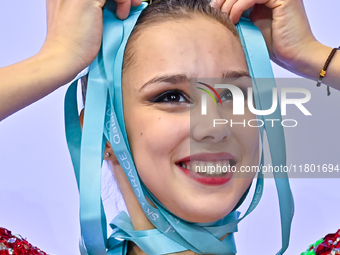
[222,70,251,79]
[139,74,190,91]
[139,70,250,91]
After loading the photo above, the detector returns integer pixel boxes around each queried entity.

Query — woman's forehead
[124,17,247,88]
[136,16,240,51]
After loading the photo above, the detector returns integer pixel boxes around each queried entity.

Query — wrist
[37,42,89,86]
[291,40,333,81]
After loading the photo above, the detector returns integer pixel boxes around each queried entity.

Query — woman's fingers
[229,0,259,24]
[210,0,262,23]
[210,0,240,18]
[229,0,283,24]
[115,0,142,20]
[115,0,132,19]
[250,4,274,56]
[220,0,238,15]
[131,0,142,6]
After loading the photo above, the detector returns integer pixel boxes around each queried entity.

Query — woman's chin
[166,202,235,223]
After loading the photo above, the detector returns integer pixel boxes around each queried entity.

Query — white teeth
[179,162,190,170]
[199,161,205,171]
[191,161,201,172]
[179,160,233,176]
[222,160,229,168]
[192,160,231,176]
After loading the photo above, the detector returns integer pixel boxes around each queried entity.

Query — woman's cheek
[139,111,188,151]
[131,112,188,191]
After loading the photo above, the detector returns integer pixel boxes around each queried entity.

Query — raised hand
[44,0,142,72]
[211,0,340,90]
[0,0,142,121]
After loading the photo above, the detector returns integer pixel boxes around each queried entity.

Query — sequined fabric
[0,228,47,255]
[301,229,340,255]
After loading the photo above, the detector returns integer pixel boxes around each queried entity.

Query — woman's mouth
[175,153,236,185]
[178,160,236,176]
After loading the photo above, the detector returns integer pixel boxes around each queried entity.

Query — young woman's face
[122,16,259,223]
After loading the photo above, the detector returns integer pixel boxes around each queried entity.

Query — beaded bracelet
[316,46,340,96]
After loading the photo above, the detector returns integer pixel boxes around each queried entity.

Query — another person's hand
[43,0,142,75]
[211,0,320,78]
[0,0,142,121]
[116,0,143,19]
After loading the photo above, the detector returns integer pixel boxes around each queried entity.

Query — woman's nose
[191,95,231,143]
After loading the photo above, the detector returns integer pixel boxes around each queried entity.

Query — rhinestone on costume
[13,235,22,241]
[7,238,16,244]
[0,227,48,255]
[301,230,340,255]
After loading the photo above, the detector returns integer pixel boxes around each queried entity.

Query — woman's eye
[151,90,190,104]
[220,89,233,102]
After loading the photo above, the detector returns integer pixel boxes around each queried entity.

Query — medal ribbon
[64,2,293,254]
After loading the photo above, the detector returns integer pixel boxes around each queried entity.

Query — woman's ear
[104,142,118,163]
[79,109,118,164]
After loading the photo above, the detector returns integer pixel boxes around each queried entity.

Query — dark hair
[82,0,239,103]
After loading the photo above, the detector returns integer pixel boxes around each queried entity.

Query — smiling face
[122,15,259,223]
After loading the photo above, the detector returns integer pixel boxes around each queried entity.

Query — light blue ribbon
[64,2,293,254]
[236,18,294,255]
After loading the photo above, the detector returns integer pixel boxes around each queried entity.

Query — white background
[0,1,340,254]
